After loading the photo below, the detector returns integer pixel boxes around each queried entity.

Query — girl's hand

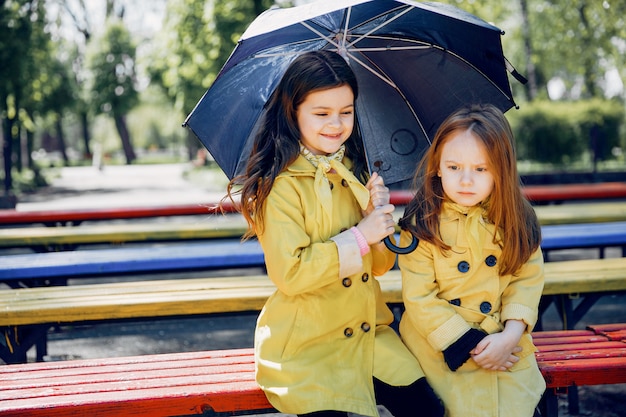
[471,320,526,371]
[470,333,521,371]
[364,172,390,215]
[356,204,396,244]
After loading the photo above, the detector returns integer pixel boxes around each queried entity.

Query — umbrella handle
[383,235,418,255]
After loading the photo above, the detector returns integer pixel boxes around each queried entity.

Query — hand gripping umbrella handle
[383,234,418,255]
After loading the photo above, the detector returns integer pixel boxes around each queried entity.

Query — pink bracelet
[350,226,370,256]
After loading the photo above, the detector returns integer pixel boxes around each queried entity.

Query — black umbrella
[184,0,524,253]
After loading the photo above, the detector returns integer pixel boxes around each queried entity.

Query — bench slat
[533,341,626,353]
[0,348,255,377]
[535,347,626,362]
[1,357,255,390]
[0,218,247,248]
[531,330,593,339]
[0,240,265,280]
[539,357,626,387]
[0,380,273,417]
[1,363,255,400]
[533,335,609,346]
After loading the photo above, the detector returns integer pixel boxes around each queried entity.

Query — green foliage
[148,0,274,117]
[86,20,139,117]
[508,100,625,166]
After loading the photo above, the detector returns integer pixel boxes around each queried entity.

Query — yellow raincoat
[398,203,545,417]
[255,155,424,416]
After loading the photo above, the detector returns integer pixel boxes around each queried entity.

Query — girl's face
[297,85,355,156]
[437,129,494,207]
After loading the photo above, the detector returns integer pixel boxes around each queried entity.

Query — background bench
[2,220,624,287]
[0,201,239,226]
[2,324,625,417]
[2,184,626,227]
[2,257,625,364]
[2,202,626,253]
[389,182,626,206]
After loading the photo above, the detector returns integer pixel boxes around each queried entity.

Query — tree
[147,0,275,160]
[522,0,625,100]
[0,0,51,199]
[86,18,139,164]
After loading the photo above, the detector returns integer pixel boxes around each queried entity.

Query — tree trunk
[80,110,92,158]
[2,115,13,193]
[55,114,69,166]
[26,128,35,169]
[114,113,136,164]
[519,0,538,101]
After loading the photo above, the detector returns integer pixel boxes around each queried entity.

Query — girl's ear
[437,170,442,177]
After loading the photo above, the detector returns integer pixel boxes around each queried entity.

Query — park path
[17,163,227,211]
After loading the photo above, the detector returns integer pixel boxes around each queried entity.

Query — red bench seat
[2,324,626,417]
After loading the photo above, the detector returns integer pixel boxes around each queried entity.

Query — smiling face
[438,129,495,207]
[296,85,355,156]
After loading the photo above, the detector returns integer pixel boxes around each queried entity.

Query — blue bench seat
[1,222,625,287]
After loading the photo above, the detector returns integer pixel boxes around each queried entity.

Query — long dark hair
[227,50,367,238]
[399,104,541,275]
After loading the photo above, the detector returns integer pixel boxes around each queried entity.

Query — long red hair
[399,104,541,276]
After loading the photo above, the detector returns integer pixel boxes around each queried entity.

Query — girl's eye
[448,165,459,171]
[476,167,487,172]
[341,110,353,115]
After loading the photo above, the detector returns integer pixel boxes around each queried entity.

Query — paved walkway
[17,163,228,211]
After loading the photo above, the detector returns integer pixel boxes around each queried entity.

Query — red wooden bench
[0,201,239,227]
[2,324,625,417]
[0,348,273,417]
[534,323,626,416]
[391,182,626,205]
[523,182,626,204]
[2,182,625,226]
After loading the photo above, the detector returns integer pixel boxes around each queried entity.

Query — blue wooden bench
[540,220,626,260]
[0,239,265,288]
[2,221,624,288]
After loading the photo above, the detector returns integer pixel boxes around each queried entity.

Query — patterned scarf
[300,144,370,237]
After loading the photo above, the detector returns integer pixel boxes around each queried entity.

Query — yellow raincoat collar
[282,154,370,238]
[442,201,490,265]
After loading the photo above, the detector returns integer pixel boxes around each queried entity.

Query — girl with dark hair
[226,50,443,417]
[398,104,545,416]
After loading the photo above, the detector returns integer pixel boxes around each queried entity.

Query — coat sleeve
[257,179,345,296]
[500,247,545,330]
[398,231,472,352]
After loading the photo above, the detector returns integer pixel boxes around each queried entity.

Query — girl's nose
[460,169,473,185]
[327,114,341,127]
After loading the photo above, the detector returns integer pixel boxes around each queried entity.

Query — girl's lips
[321,133,343,140]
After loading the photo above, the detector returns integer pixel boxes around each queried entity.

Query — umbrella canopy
[184,0,522,186]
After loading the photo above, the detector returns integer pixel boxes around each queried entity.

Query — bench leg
[1,325,50,364]
[567,387,579,415]
[36,331,48,362]
[539,389,559,417]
